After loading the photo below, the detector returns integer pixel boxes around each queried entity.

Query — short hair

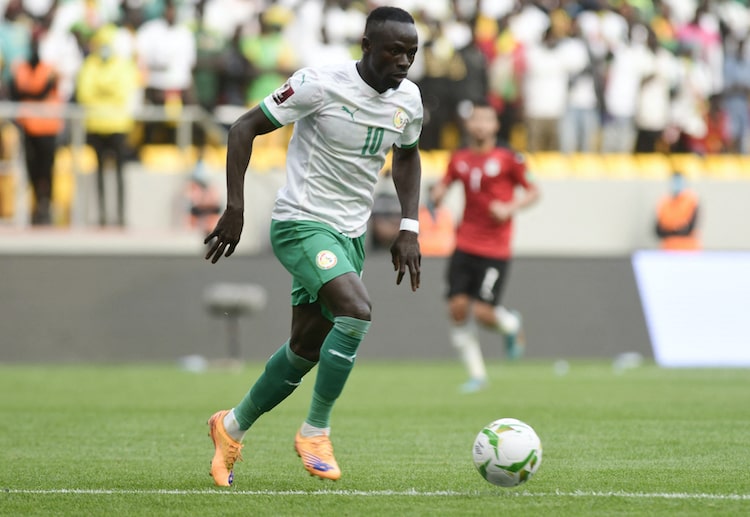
[364,6,414,36]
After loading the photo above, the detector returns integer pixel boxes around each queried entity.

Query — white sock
[300,421,330,438]
[223,408,246,442]
[450,323,486,381]
[495,306,520,334]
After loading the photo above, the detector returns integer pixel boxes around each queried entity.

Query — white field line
[3,489,750,501]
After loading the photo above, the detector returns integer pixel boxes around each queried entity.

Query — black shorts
[446,249,510,305]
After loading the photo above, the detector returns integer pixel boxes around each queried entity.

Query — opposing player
[203,6,423,484]
[430,102,540,393]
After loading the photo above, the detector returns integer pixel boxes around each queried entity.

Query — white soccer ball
[472,417,543,487]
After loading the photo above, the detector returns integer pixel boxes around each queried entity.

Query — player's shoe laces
[504,310,526,361]
[208,410,243,487]
[294,431,341,480]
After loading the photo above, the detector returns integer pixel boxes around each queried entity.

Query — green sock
[234,341,316,430]
[306,316,371,428]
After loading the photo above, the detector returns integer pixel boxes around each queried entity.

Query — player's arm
[490,155,541,223]
[489,180,540,223]
[430,152,460,207]
[390,144,422,291]
[204,106,278,263]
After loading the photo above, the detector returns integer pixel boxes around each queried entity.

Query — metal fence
[0,101,228,228]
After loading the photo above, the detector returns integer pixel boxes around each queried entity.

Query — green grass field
[1,360,749,516]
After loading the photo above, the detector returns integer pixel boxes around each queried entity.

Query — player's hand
[390,230,421,291]
[489,200,514,222]
[204,207,244,263]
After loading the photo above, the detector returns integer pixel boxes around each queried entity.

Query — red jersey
[441,147,531,259]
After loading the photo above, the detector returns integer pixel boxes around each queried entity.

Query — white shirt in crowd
[135,17,196,91]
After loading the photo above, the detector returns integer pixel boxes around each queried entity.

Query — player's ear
[361,35,371,55]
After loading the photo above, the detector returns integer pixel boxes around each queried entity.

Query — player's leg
[208,303,327,487]
[294,272,371,480]
[470,258,525,360]
[446,250,487,392]
[273,220,370,480]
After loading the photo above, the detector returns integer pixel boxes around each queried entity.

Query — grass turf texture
[1,360,749,516]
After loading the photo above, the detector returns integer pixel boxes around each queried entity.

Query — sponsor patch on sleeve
[272,82,295,105]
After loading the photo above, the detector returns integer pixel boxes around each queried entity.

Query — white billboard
[632,250,750,367]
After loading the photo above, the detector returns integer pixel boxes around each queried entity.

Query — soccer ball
[472,418,542,487]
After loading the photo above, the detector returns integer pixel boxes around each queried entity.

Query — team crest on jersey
[272,82,295,105]
[485,158,501,177]
[316,250,338,270]
[393,109,407,129]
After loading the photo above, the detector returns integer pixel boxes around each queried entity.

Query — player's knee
[338,298,372,321]
[472,304,496,327]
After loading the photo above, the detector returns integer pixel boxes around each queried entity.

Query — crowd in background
[2,0,750,158]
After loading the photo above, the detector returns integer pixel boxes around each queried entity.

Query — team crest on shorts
[316,250,338,270]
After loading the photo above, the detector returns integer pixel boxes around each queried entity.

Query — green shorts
[270,220,366,317]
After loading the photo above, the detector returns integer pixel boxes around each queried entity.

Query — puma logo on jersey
[341,106,359,120]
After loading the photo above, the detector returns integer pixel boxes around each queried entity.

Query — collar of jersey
[349,61,397,99]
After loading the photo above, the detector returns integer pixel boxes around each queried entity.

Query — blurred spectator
[192,0,227,115]
[212,25,254,127]
[689,93,730,155]
[674,0,723,95]
[649,0,679,52]
[183,158,221,237]
[10,25,63,225]
[721,36,750,154]
[454,14,490,144]
[417,15,471,150]
[321,0,367,57]
[655,171,701,251]
[601,22,645,153]
[38,14,85,105]
[76,24,140,227]
[668,43,712,154]
[521,23,569,152]
[0,0,31,97]
[558,13,602,153]
[241,5,297,107]
[135,0,196,143]
[486,12,525,147]
[634,26,678,153]
[201,0,257,42]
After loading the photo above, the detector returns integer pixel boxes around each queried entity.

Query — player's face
[465,107,499,144]
[360,21,418,92]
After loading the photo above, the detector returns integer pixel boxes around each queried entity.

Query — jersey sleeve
[510,151,533,188]
[395,84,424,148]
[259,68,323,127]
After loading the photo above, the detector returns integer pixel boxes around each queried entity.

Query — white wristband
[399,218,419,234]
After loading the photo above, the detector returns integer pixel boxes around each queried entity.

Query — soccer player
[203,6,423,485]
[430,102,540,393]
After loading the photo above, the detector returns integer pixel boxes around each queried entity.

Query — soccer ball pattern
[472,417,542,487]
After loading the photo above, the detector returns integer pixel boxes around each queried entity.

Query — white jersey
[260,61,423,237]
